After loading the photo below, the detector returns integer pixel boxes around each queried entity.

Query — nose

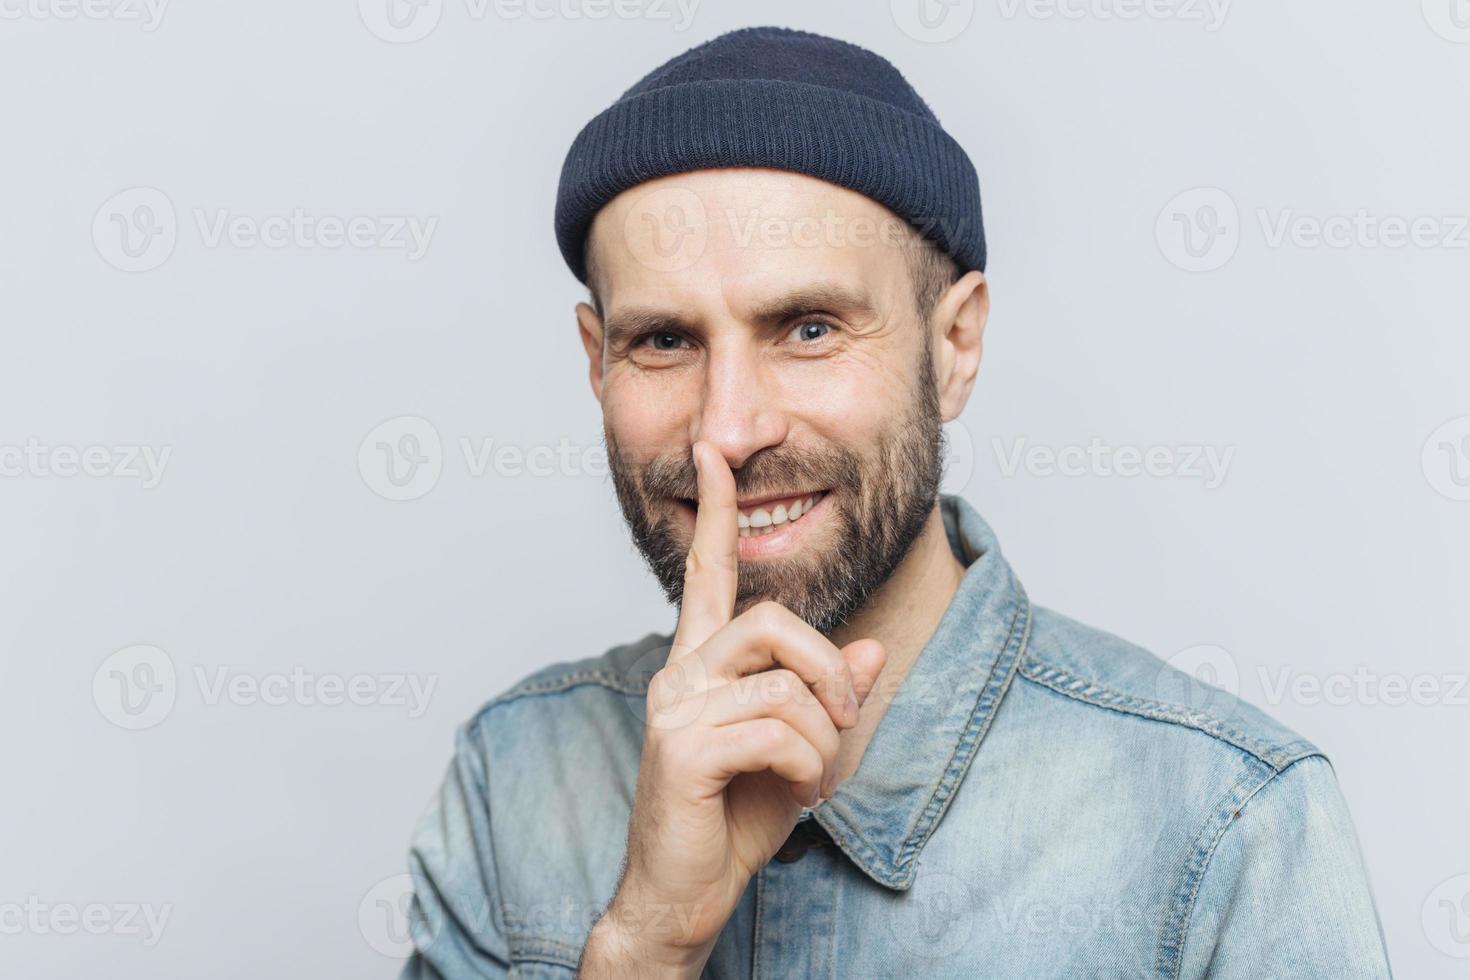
[689,342,788,471]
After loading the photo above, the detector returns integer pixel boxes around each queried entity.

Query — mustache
[631,443,861,502]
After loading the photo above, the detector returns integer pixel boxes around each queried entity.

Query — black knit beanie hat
[553,25,985,285]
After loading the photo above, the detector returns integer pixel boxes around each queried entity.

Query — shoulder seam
[463,667,651,738]
[489,668,647,710]
[500,667,648,702]
[463,633,675,730]
[1158,755,1325,980]
[1018,657,1319,772]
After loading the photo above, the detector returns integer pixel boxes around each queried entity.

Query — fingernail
[845,691,859,726]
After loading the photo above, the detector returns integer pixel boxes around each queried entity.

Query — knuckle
[647,661,699,710]
[744,717,788,753]
[816,722,840,760]
[748,599,788,630]
[685,546,734,579]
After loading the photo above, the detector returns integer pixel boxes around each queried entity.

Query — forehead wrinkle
[743,281,880,325]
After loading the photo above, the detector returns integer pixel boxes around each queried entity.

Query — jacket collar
[812,493,1031,890]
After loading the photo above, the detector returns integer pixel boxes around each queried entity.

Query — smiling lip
[674,489,831,559]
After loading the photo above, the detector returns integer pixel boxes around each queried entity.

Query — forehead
[586,168,913,321]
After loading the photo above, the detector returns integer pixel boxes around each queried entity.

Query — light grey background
[2,1,1467,976]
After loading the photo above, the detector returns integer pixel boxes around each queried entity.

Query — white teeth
[732,491,825,541]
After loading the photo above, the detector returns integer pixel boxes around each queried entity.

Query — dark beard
[604,354,946,636]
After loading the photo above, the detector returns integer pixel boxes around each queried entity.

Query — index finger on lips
[669,441,739,661]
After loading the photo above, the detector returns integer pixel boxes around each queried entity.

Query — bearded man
[398,26,1391,980]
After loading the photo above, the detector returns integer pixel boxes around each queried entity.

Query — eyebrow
[602,283,879,352]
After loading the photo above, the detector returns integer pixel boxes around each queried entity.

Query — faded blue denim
[399,494,1393,978]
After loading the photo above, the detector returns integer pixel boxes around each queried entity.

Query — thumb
[839,638,887,708]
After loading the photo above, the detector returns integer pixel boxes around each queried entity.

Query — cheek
[775,354,908,443]
[603,378,693,455]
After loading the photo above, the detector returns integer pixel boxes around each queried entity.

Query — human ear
[930,270,988,423]
[575,301,605,403]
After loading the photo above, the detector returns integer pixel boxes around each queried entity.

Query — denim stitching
[506,934,582,971]
[1018,661,1316,771]
[889,581,1032,885]
[1155,756,1320,980]
[816,572,1031,889]
[490,669,650,707]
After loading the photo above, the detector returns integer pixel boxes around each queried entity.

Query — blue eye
[790,321,832,342]
[642,331,686,351]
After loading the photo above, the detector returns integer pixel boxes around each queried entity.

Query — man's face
[582,168,950,635]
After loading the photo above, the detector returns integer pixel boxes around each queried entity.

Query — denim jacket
[399,494,1393,979]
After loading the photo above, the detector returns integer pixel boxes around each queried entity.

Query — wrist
[579,886,712,980]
